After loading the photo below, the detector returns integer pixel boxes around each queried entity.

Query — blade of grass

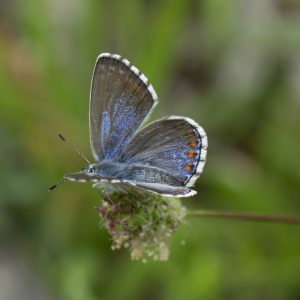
[187,209,300,225]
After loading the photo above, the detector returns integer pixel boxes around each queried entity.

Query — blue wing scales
[119,116,207,188]
[89,53,157,161]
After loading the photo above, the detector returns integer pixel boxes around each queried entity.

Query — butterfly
[49,53,207,197]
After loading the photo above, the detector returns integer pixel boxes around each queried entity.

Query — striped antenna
[48,178,67,191]
[58,133,91,164]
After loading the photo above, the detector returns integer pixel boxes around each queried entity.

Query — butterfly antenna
[48,178,67,191]
[58,133,91,164]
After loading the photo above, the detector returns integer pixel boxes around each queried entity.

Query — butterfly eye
[88,167,95,173]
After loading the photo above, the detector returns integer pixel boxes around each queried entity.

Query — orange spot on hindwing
[187,151,196,158]
[185,130,194,137]
[188,140,198,148]
[185,163,193,172]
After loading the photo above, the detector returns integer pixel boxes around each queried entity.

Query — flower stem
[186,210,300,225]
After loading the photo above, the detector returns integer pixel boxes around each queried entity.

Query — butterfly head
[82,164,98,176]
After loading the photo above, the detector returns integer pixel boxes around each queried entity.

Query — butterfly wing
[64,172,112,183]
[64,172,138,193]
[119,116,208,188]
[89,53,158,161]
[133,182,196,197]
[65,172,194,197]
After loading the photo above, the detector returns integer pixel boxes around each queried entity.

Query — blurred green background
[1,0,300,299]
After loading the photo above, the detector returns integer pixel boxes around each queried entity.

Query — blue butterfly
[50,53,207,197]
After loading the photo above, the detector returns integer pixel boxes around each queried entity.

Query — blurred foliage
[0,0,300,299]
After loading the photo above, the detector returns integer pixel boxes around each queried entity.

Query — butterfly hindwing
[120,116,207,188]
[117,164,183,186]
[134,182,197,197]
[89,53,158,161]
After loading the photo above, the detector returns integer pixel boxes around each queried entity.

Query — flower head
[94,183,186,261]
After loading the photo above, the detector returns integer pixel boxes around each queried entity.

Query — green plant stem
[187,210,300,225]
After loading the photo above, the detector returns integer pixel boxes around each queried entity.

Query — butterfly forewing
[89,53,158,161]
[64,172,112,183]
